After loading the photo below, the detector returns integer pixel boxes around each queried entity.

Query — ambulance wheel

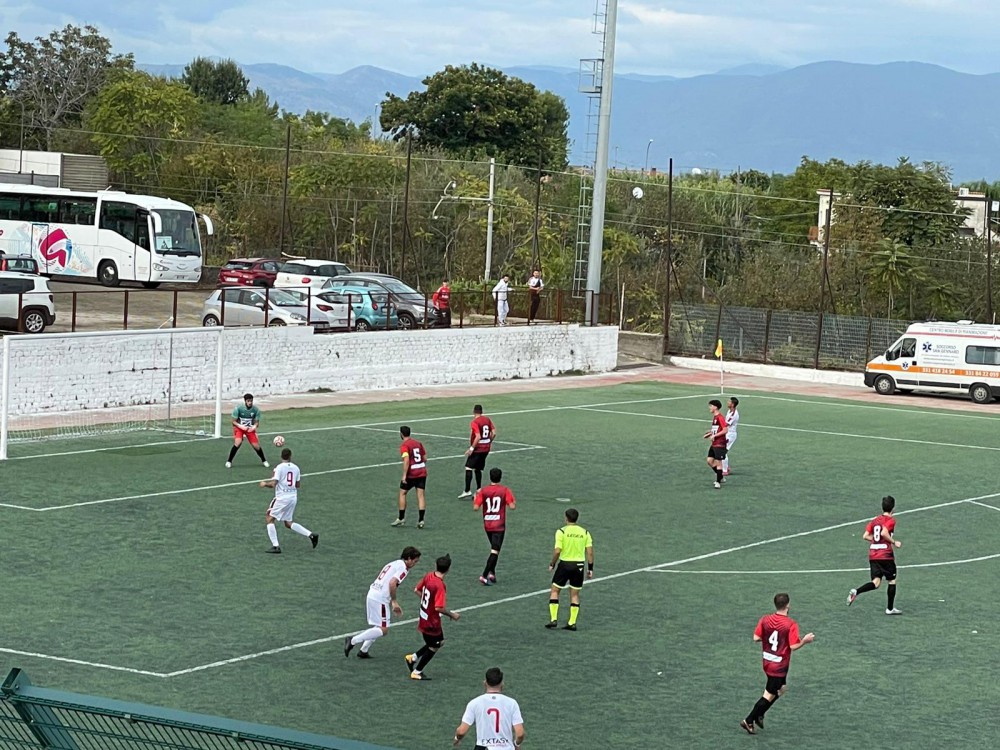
[969,383,993,404]
[873,374,896,396]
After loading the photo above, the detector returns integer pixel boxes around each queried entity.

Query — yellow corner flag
[715,339,723,358]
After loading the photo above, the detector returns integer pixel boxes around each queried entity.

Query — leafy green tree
[864,239,926,319]
[0,24,133,149]
[379,63,569,170]
[87,71,198,181]
[180,57,249,106]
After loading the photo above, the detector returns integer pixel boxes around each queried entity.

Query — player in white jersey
[723,396,740,477]
[258,447,318,553]
[344,547,423,659]
[453,667,525,749]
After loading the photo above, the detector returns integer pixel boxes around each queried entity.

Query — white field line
[574,406,1000,453]
[747,394,1000,422]
[649,552,1000,574]
[351,425,541,449]
[6,392,715,462]
[968,500,1000,513]
[29,446,543,512]
[5,492,991,677]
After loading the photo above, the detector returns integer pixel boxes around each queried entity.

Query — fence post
[171,291,178,328]
[123,291,129,330]
[763,309,772,363]
[864,317,874,364]
[814,311,825,369]
[556,289,563,324]
[71,293,77,333]
[714,303,723,350]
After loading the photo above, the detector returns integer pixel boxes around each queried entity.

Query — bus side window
[60,198,97,226]
[100,201,137,244]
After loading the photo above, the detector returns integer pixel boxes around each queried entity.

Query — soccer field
[2,378,999,749]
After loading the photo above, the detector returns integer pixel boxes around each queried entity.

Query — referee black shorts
[551,560,585,590]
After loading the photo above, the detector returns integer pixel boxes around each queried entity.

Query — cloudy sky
[1,0,997,77]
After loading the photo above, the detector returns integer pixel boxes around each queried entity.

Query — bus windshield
[153,209,201,257]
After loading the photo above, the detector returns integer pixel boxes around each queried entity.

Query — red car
[216,258,282,288]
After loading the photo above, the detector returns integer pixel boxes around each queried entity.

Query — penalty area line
[647,552,1000,575]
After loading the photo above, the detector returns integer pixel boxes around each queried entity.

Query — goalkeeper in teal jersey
[226,393,269,468]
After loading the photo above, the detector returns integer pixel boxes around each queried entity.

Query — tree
[0,25,133,149]
[180,57,249,106]
[87,71,198,181]
[379,63,569,170]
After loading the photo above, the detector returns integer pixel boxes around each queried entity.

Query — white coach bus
[0,184,213,287]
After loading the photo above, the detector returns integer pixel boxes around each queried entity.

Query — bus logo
[39,229,72,271]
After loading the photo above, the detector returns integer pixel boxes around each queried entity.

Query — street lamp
[431,158,497,280]
[644,138,653,174]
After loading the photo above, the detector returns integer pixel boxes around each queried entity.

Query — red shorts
[234,426,260,447]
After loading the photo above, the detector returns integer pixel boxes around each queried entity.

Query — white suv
[0,272,55,333]
[274,259,352,289]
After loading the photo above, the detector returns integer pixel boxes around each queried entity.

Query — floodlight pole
[485,157,496,281]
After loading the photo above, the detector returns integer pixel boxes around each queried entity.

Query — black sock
[416,648,436,671]
[254,447,267,462]
[474,469,483,489]
[715,468,724,482]
[746,697,770,723]
[759,694,778,716]
[418,509,425,522]
[398,509,405,521]
[887,583,897,609]
[483,553,498,578]
[228,445,239,461]
[855,581,878,596]
[465,471,472,492]
[414,645,428,660]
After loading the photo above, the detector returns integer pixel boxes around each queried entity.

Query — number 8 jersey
[866,513,896,560]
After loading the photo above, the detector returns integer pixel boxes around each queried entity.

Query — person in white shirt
[492,274,511,326]
[344,547,422,659]
[526,269,544,324]
[258,447,318,553]
[723,396,740,477]
[453,667,525,749]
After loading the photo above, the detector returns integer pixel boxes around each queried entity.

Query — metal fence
[668,301,912,371]
[0,668,396,750]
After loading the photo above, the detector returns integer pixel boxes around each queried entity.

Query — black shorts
[400,476,426,491]
[552,560,585,590]
[465,452,488,471]
[869,559,897,581]
[421,632,444,649]
[485,530,506,552]
[765,675,787,695]
[708,446,727,460]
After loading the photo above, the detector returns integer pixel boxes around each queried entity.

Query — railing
[4,285,618,334]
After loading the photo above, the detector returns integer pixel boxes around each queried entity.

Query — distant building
[0,150,108,191]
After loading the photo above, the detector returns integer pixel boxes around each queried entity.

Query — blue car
[314,289,398,331]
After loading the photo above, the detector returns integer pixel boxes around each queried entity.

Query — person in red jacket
[432,279,451,328]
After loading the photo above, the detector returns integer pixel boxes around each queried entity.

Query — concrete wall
[668,355,862,387]
[8,324,619,416]
[618,331,664,361]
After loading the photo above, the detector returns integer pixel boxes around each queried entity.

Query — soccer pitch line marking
[746,394,1000,422]
[647,553,1000,575]
[350,425,542,449]
[13,445,543,513]
[4,391,714,462]
[4,491,992,678]
[573,406,1000,453]
[968,500,1000,513]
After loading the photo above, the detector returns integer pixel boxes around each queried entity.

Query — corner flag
[715,339,723,358]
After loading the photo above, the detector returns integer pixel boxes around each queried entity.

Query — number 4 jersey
[473,484,516,532]
[754,612,800,677]
[866,514,896,560]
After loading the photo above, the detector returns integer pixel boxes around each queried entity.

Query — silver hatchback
[201,287,329,328]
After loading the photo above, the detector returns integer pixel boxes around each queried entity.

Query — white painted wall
[668,355,863,388]
[7,325,619,416]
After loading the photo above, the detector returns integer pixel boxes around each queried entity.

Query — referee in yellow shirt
[546,508,594,631]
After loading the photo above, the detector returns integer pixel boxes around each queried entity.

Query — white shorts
[726,433,737,450]
[267,496,297,522]
[366,595,391,628]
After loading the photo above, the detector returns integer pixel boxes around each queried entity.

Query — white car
[0,271,56,333]
[273,259,352,289]
[280,289,352,330]
[201,288,330,329]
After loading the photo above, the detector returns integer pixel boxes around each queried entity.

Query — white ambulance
[864,321,1000,404]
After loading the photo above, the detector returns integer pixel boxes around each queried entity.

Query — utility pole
[818,188,833,314]
[401,130,412,280]
[663,157,673,357]
[278,124,291,254]
[532,152,542,269]
[484,157,495,280]
[987,198,994,322]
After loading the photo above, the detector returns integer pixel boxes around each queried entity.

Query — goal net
[0,327,223,458]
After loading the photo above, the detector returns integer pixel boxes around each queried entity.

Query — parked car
[323,273,443,329]
[315,288,399,332]
[0,271,56,333]
[280,288,352,330]
[216,257,282,288]
[274,259,352,289]
[0,254,40,275]
[201,287,330,329]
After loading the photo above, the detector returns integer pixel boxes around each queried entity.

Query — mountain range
[142,61,1000,182]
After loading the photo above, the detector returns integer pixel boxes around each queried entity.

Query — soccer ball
[273,435,285,447]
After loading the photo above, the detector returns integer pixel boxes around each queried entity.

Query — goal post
[0,327,224,459]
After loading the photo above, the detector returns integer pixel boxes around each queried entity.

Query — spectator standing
[526,269,544,324]
[492,274,511,326]
[433,279,452,328]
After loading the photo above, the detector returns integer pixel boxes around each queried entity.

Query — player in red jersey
[740,592,815,735]
[473,467,516,586]
[847,495,903,614]
[459,404,496,498]
[406,553,460,681]
[393,426,428,529]
[703,399,728,489]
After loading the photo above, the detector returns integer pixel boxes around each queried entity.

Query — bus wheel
[98,261,120,287]
[142,282,161,289]
[873,374,895,395]
[970,383,993,404]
